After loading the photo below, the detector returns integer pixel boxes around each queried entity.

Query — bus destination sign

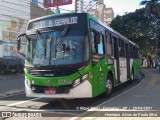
[28,16,78,30]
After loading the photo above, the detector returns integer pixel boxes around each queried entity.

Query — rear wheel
[104,74,113,96]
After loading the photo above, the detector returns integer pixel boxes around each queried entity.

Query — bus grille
[31,85,72,94]
[28,69,75,77]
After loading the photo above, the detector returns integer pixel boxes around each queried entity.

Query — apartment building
[88,4,114,25]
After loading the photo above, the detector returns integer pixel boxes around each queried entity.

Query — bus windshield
[25,27,89,66]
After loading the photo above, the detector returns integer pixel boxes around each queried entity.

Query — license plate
[44,90,56,94]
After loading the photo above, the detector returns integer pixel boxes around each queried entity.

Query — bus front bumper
[25,80,92,98]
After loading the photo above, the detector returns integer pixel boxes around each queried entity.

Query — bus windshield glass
[25,27,89,66]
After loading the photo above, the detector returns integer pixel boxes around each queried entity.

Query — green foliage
[110,8,154,57]
[139,0,160,56]
[140,0,160,17]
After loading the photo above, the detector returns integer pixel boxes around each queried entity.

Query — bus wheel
[0,70,4,75]
[105,74,113,96]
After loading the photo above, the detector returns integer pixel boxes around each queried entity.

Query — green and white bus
[17,13,140,98]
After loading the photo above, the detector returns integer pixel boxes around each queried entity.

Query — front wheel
[104,74,113,96]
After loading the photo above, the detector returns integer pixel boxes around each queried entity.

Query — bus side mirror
[17,33,26,57]
[17,38,21,51]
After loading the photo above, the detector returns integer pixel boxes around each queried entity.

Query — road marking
[7,98,41,107]
[0,89,25,99]
[0,92,25,99]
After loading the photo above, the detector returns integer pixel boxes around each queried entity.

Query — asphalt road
[95,68,160,110]
[75,68,160,119]
[0,69,151,120]
[0,73,25,98]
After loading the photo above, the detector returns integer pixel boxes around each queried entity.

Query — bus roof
[88,14,136,46]
[29,12,75,23]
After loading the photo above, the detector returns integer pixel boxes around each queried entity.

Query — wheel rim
[106,79,112,94]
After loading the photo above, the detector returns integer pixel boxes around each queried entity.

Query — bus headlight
[82,73,89,81]
[73,73,89,87]
[73,78,81,87]
[24,68,27,72]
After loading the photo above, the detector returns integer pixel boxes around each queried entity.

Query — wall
[0,0,30,58]
[0,0,54,58]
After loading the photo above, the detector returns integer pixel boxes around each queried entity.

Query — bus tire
[104,73,113,96]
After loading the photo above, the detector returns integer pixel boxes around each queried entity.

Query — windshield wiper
[56,26,69,46]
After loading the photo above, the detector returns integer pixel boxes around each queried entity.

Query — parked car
[0,58,17,75]
[15,58,25,73]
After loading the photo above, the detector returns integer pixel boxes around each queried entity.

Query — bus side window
[91,32,96,54]
[97,34,105,54]
[129,45,133,58]
[119,39,125,57]
[133,47,138,58]
[91,32,105,55]
[106,32,112,55]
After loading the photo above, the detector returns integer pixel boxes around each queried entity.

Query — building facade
[88,3,114,25]
[0,0,53,58]
[0,0,30,58]
[104,7,114,25]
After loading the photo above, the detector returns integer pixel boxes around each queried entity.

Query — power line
[86,3,97,12]
[0,3,53,19]
[0,4,33,15]
[1,14,29,21]
[0,0,75,25]
[1,0,30,7]
[1,0,74,14]
[84,1,92,10]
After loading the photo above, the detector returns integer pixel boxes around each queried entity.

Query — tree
[140,0,160,17]
[110,8,153,58]
[140,0,160,55]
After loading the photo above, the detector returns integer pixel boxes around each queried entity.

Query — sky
[58,0,145,16]
[104,0,144,16]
